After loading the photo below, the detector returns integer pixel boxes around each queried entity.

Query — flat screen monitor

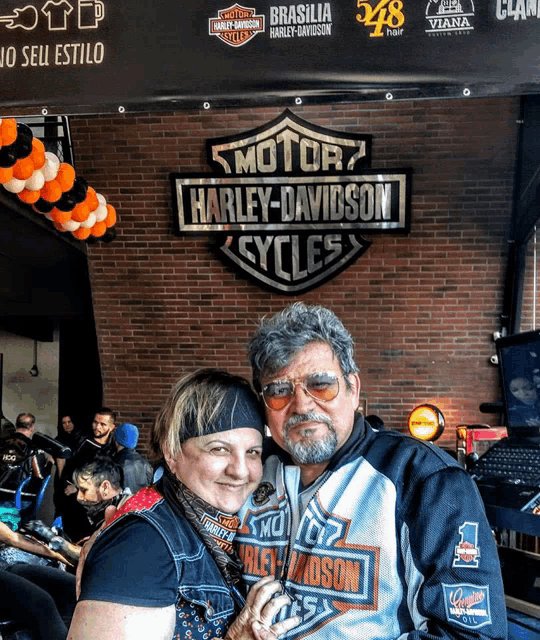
[496,330,540,439]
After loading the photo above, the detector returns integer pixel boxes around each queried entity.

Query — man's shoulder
[125,448,149,460]
[116,448,151,466]
[359,428,463,482]
[2,431,31,445]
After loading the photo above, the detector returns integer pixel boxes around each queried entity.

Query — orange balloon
[40,179,62,202]
[71,201,90,222]
[56,163,75,192]
[104,204,117,228]
[30,138,45,169]
[50,208,72,223]
[0,166,13,183]
[85,186,99,212]
[13,156,35,181]
[53,221,68,232]
[18,188,41,204]
[0,119,17,146]
[73,227,91,240]
[90,221,107,237]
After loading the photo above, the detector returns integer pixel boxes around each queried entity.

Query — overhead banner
[1,1,540,113]
[171,109,411,294]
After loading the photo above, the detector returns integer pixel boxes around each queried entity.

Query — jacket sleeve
[401,466,508,640]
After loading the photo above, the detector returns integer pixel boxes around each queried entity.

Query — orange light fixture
[408,404,445,441]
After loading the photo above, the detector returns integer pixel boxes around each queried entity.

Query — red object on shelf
[456,425,508,466]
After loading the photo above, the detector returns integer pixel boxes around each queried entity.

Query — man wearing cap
[113,423,153,494]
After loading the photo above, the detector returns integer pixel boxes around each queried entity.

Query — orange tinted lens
[262,381,294,410]
[304,374,339,402]
[265,395,292,410]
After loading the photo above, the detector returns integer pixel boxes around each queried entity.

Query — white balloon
[94,203,108,222]
[44,151,60,168]
[80,211,96,229]
[41,160,58,182]
[25,169,45,191]
[3,176,26,193]
[43,210,54,221]
[61,219,81,232]
[96,192,106,207]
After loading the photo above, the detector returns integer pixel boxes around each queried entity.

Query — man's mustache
[285,412,333,431]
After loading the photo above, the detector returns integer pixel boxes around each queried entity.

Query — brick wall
[43,98,520,450]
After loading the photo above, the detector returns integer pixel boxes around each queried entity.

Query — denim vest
[106,487,237,640]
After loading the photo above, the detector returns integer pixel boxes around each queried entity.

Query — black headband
[181,384,265,441]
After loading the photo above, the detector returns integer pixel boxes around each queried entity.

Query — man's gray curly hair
[248,303,358,392]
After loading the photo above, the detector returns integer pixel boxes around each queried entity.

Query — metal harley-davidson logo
[171,110,411,294]
[209,4,265,47]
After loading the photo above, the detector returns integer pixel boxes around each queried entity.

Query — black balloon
[12,124,33,159]
[0,147,17,168]
[0,123,33,167]
[85,235,99,245]
[71,176,88,203]
[33,198,55,213]
[54,191,78,211]
[101,227,116,243]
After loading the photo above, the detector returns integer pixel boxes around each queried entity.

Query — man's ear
[347,372,361,407]
[100,480,112,498]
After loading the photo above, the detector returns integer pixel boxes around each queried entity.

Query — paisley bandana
[161,466,243,587]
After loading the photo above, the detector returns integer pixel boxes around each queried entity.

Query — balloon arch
[0,118,116,242]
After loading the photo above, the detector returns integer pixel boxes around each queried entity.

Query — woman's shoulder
[107,486,164,524]
[80,510,178,607]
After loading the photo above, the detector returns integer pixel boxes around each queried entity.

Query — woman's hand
[225,575,300,640]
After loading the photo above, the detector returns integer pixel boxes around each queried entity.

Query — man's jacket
[236,417,507,640]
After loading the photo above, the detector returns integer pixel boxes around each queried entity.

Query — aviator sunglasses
[261,372,341,411]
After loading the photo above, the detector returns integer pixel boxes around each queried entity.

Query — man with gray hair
[236,302,507,640]
[72,456,130,532]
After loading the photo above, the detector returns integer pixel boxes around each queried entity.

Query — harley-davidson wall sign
[171,110,411,294]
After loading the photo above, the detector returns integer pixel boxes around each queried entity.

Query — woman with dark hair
[69,369,299,640]
[53,415,85,517]
[55,415,85,451]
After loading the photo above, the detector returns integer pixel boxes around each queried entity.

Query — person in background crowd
[69,369,299,640]
[0,413,52,514]
[72,456,131,534]
[0,517,73,571]
[0,456,128,640]
[55,415,85,454]
[74,409,117,463]
[59,408,117,542]
[112,423,153,494]
[236,302,507,640]
[54,415,85,512]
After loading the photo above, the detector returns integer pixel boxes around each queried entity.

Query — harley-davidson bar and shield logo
[171,110,411,294]
[209,4,265,47]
